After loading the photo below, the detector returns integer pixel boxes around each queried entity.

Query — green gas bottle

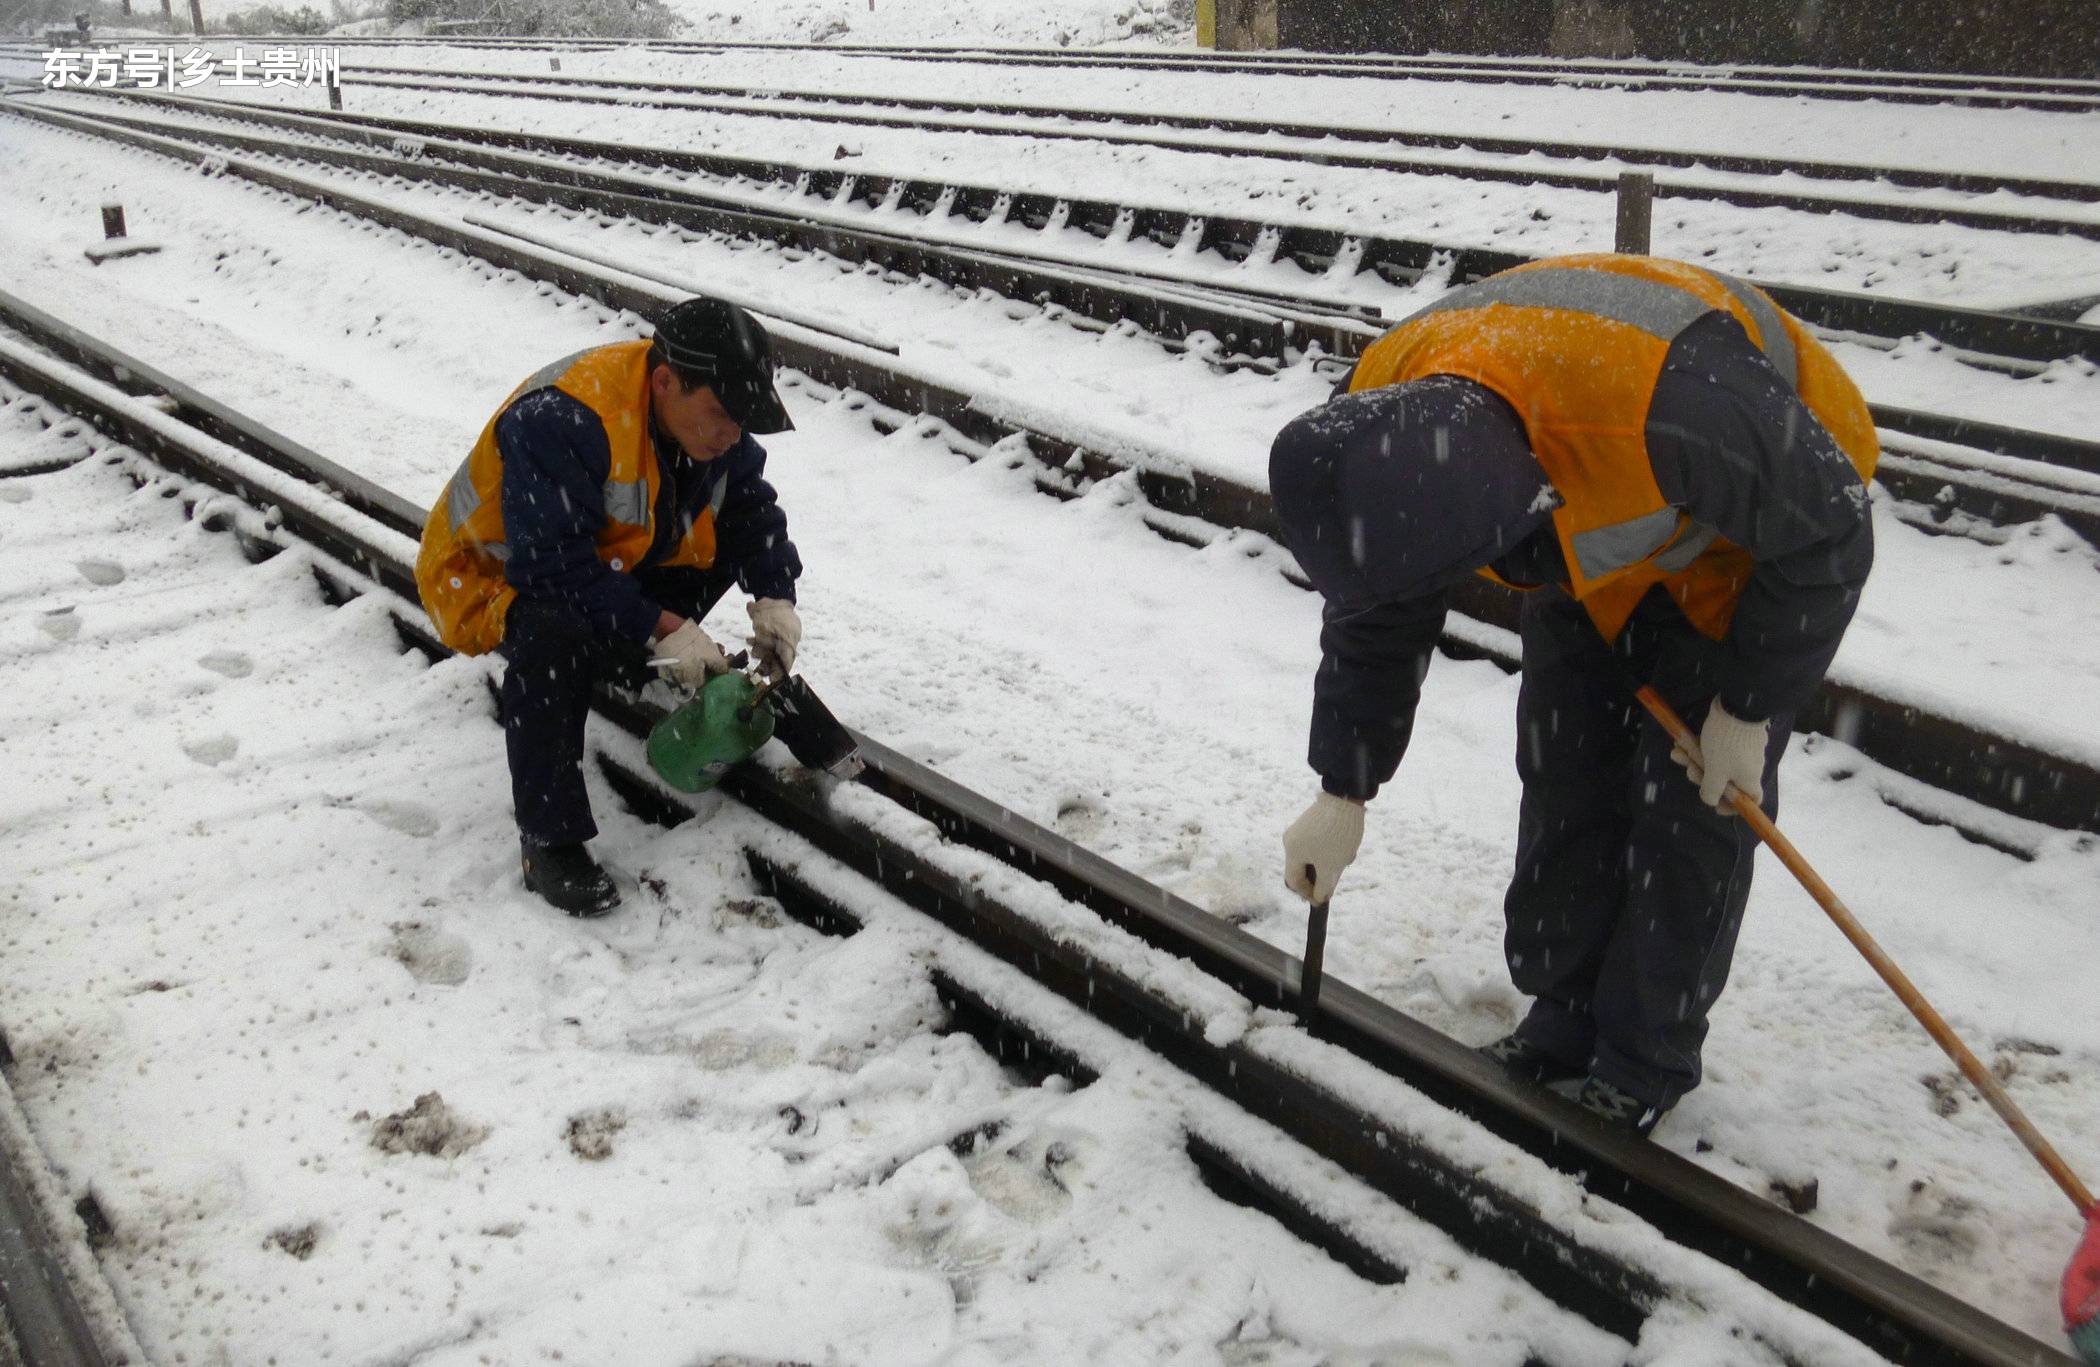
[646,672,777,793]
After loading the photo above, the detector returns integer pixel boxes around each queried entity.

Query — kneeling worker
[417,298,805,917]
[1270,253,1877,1134]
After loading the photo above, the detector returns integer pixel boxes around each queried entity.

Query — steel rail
[621,44,2100,112]
[95,87,2100,375]
[9,94,2099,840]
[35,89,2100,555]
[616,39,2100,108]
[39,91,1364,365]
[47,34,2099,111]
[322,58,2100,206]
[313,63,2100,242]
[0,290,2083,1367]
[0,1083,110,1367]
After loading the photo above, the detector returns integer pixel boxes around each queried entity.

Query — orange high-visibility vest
[1349,254,1877,642]
[416,341,720,655]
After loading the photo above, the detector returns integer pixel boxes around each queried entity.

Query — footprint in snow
[182,735,238,766]
[689,1028,797,1071]
[197,650,253,679]
[0,485,32,504]
[360,800,440,839]
[1052,793,1105,842]
[75,559,125,586]
[37,607,80,642]
[1887,1177,1983,1267]
[388,922,471,986]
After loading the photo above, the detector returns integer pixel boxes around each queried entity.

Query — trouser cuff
[1515,998,1596,1069]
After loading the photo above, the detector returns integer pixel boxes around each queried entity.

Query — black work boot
[1481,1033,1587,1087]
[1574,1076,1669,1137]
[520,839,621,918]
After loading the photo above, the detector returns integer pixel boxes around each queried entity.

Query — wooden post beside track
[187,0,203,34]
[85,202,159,264]
[1615,171,1654,254]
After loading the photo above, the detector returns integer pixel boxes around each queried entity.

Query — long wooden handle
[1635,686,2095,1215]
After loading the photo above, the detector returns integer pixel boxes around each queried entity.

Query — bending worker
[1270,253,1876,1135]
[417,298,805,918]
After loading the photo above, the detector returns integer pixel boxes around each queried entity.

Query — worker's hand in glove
[1669,699,1769,813]
[652,619,729,689]
[747,597,802,679]
[1282,791,1366,904]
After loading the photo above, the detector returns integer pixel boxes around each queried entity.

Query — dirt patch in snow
[564,1107,628,1161]
[268,1222,320,1260]
[370,1092,488,1158]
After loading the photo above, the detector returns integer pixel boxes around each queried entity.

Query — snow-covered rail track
[246,37,2100,114]
[307,61,2100,242]
[27,86,2100,375]
[21,89,2100,557]
[4,92,2097,845]
[1,289,2087,1367]
[0,1062,115,1366]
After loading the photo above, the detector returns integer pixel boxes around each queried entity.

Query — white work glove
[747,597,802,679]
[652,619,729,689]
[1669,699,1770,813]
[1282,791,1366,904]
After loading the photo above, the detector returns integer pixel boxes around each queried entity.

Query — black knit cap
[651,296,794,434]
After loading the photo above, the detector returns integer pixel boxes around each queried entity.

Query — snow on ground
[2,34,2099,1363]
[0,401,1624,1366]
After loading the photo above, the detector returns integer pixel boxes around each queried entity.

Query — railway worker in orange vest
[417,298,804,918]
[1269,253,1877,1135]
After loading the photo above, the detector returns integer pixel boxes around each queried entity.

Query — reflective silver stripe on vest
[1570,507,1681,580]
[482,541,509,562]
[1404,265,1802,392]
[1709,272,1798,389]
[677,470,730,540]
[1403,266,1715,341]
[1651,521,1720,573]
[444,456,480,532]
[603,477,649,526]
[519,347,596,396]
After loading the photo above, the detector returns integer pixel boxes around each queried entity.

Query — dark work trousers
[1505,586,1794,1109]
[498,565,738,846]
